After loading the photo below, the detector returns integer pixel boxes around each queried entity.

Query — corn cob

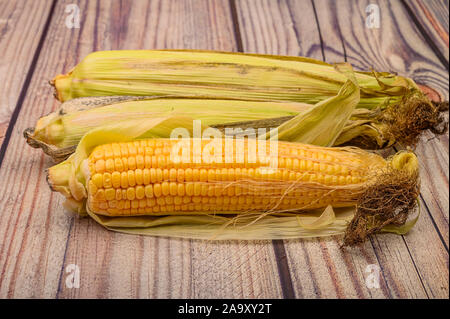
[25,97,307,152]
[84,139,380,216]
[47,137,420,245]
[24,90,444,162]
[52,50,410,107]
[51,50,447,147]
[25,78,360,162]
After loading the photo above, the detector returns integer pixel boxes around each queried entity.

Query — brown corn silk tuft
[381,94,448,147]
[342,94,448,149]
[343,154,420,246]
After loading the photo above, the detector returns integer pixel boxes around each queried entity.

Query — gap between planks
[401,0,449,70]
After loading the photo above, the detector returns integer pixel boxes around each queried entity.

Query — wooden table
[0,0,448,299]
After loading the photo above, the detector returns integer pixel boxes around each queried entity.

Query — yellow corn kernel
[128,170,136,187]
[120,171,129,188]
[111,172,121,188]
[144,185,153,198]
[126,188,136,200]
[143,168,150,184]
[135,169,143,185]
[162,182,170,196]
[154,183,162,197]
[95,159,105,173]
[105,188,115,201]
[103,173,112,188]
[92,173,103,188]
[136,185,145,200]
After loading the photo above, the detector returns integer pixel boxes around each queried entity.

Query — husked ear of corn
[46,122,420,245]
[51,50,447,147]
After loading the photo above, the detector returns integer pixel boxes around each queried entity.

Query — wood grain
[416,132,449,240]
[285,235,431,298]
[0,0,282,298]
[312,0,449,90]
[0,0,54,147]
[0,0,448,299]
[403,0,449,245]
[404,0,449,62]
[314,0,449,298]
[235,0,323,57]
[235,0,448,298]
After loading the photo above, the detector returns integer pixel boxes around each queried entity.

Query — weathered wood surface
[0,0,54,148]
[235,0,448,298]
[0,0,448,299]
[404,0,449,62]
[0,0,282,299]
[312,0,449,298]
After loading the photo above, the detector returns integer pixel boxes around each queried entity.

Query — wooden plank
[235,0,447,298]
[235,0,323,57]
[396,197,449,298]
[403,0,449,62]
[312,0,450,232]
[312,0,448,94]
[0,0,284,298]
[284,235,431,298]
[415,132,449,246]
[0,0,54,147]
[311,0,449,298]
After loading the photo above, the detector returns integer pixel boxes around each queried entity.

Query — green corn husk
[53,50,413,108]
[26,78,444,162]
[26,79,359,162]
[51,50,447,147]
